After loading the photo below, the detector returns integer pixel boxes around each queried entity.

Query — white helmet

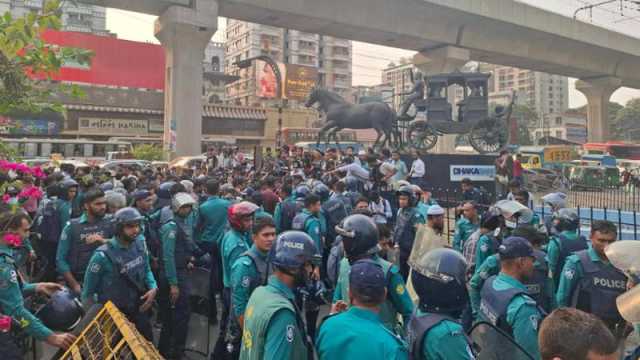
[172,192,196,211]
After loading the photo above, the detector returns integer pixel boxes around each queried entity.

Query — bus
[282,127,357,146]
[1,138,132,159]
[583,142,640,160]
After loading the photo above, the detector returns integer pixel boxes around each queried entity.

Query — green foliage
[0,141,19,161]
[614,98,640,141]
[131,144,164,161]
[568,101,624,139]
[0,0,93,114]
[490,102,535,146]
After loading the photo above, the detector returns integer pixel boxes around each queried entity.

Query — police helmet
[269,231,320,272]
[99,182,114,192]
[294,185,311,200]
[312,183,330,202]
[35,288,84,332]
[228,201,259,231]
[409,248,468,313]
[157,181,176,200]
[61,178,79,189]
[554,208,579,232]
[396,185,416,206]
[172,192,196,212]
[114,207,143,233]
[542,192,567,210]
[335,214,379,263]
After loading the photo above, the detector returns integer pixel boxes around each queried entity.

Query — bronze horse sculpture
[305,88,396,149]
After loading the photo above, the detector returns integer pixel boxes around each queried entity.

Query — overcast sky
[105,0,640,107]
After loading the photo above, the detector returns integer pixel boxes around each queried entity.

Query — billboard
[38,30,165,90]
[255,61,317,101]
[0,116,59,135]
[79,118,148,135]
[450,165,496,182]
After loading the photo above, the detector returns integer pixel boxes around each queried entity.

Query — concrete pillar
[413,46,470,154]
[575,77,621,143]
[154,0,217,158]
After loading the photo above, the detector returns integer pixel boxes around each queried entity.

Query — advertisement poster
[449,165,496,182]
[284,64,318,101]
[255,60,286,99]
[79,118,148,134]
[0,116,59,135]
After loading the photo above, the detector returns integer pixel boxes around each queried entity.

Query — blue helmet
[294,185,311,200]
[35,287,84,332]
[270,231,320,271]
[410,248,468,313]
[554,208,579,232]
[157,181,176,200]
[99,182,114,192]
[335,214,379,263]
[312,183,330,202]
[114,207,143,229]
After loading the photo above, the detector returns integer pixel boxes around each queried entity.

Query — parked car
[100,160,152,173]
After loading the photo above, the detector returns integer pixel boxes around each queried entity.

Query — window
[555,116,562,125]
[555,130,563,138]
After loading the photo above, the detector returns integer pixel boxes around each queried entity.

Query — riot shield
[469,322,534,360]
[494,200,533,224]
[185,267,213,359]
[606,241,640,278]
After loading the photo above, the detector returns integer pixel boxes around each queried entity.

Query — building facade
[381,62,416,112]
[0,0,109,35]
[532,112,588,144]
[224,20,352,107]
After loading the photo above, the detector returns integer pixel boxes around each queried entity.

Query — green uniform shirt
[230,245,268,318]
[0,245,53,340]
[484,273,542,359]
[453,217,478,253]
[300,209,323,252]
[55,213,89,275]
[474,234,496,273]
[556,246,608,308]
[57,199,73,230]
[546,230,579,290]
[196,196,230,246]
[159,214,198,286]
[417,309,475,360]
[470,254,555,319]
[274,196,294,233]
[221,228,252,288]
[240,276,308,360]
[333,256,413,331]
[316,307,408,360]
[81,236,157,304]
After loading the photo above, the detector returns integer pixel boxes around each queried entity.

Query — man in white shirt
[331,160,370,182]
[409,148,426,188]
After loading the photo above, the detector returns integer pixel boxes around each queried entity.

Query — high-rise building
[224,20,352,107]
[381,62,416,112]
[0,1,109,36]
[485,65,569,120]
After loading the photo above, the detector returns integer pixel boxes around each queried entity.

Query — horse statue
[304,87,395,149]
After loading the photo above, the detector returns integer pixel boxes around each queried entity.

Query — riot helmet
[269,230,320,272]
[396,185,416,207]
[409,248,468,313]
[294,184,311,200]
[554,208,579,232]
[157,181,176,200]
[99,182,114,192]
[542,192,567,210]
[227,201,259,231]
[335,214,379,264]
[114,207,143,239]
[35,288,84,332]
[312,183,331,202]
[59,178,79,201]
[171,192,196,212]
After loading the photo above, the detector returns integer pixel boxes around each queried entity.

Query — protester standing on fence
[555,220,631,344]
[408,148,426,189]
[495,150,513,198]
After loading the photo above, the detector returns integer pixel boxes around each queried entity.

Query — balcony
[326,51,350,61]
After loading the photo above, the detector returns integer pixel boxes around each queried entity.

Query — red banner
[39,30,165,90]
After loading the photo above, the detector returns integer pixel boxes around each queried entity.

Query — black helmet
[35,288,84,332]
[270,231,320,272]
[409,248,468,313]
[294,185,311,200]
[312,183,330,202]
[335,214,379,263]
[396,185,416,206]
[114,207,143,232]
[554,208,579,232]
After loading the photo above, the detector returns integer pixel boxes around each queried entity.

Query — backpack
[34,198,62,244]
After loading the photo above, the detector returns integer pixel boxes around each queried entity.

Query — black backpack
[34,199,62,244]
[279,200,302,232]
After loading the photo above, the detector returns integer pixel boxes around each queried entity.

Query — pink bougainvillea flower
[1,194,10,204]
[3,233,23,247]
[15,163,30,174]
[31,166,45,179]
[0,315,11,332]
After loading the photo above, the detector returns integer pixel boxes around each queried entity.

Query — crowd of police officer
[0,146,635,360]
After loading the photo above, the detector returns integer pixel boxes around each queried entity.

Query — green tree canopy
[614,98,640,141]
[131,144,164,161]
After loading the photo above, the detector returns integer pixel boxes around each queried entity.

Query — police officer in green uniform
[474,215,503,274]
[239,231,319,360]
[393,185,425,281]
[408,248,476,360]
[56,188,114,295]
[214,201,259,359]
[228,216,276,358]
[273,184,295,233]
[317,259,408,360]
[0,209,76,357]
[82,207,157,341]
[546,208,588,291]
[556,220,630,340]
[479,236,543,359]
[292,193,324,252]
[453,201,479,253]
[333,214,413,333]
[470,226,554,318]
[158,193,199,359]
[57,178,79,229]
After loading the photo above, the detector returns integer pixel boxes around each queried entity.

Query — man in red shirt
[513,153,523,184]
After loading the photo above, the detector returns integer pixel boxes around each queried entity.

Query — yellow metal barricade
[58,301,163,360]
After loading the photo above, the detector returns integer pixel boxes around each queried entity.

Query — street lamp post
[234,55,285,149]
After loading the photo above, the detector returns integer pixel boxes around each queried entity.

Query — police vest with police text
[479,276,535,337]
[571,250,626,325]
[67,217,115,279]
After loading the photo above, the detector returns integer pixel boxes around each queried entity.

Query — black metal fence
[566,184,640,212]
